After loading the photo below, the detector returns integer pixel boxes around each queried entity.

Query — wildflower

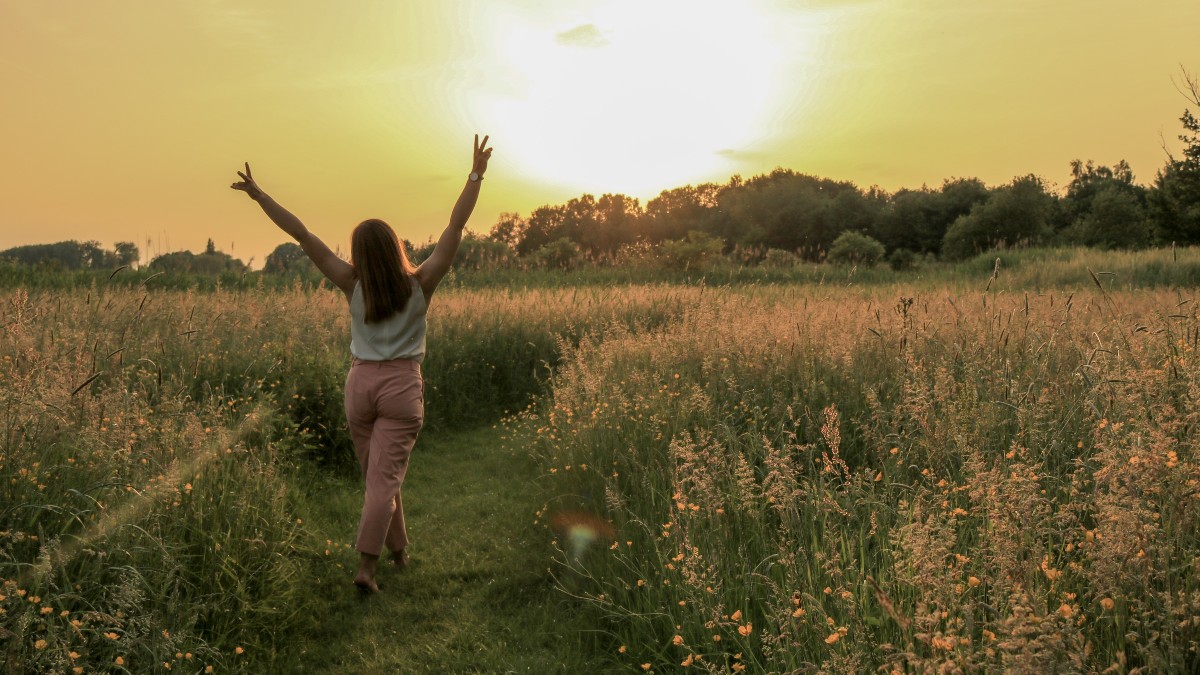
[206,667,214,673]
[681,654,694,667]
[825,632,841,644]
[732,665,746,672]
[738,623,753,636]
[1058,603,1074,618]
[69,651,80,660]
[931,635,955,650]
[105,632,119,640]
[1100,598,1115,611]
[34,639,47,650]
[235,647,244,655]
[673,635,683,646]
[618,645,627,654]
[116,656,125,665]
[731,610,742,621]
[792,607,806,618]
[968,576,981,587]
[641,664,651,671]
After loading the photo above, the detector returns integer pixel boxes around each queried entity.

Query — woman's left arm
[231,163,357,298]
[416,135,492,300]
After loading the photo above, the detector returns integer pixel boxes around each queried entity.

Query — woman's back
[349,276,427,362]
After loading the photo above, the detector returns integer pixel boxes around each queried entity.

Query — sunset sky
[2,1,1197,267]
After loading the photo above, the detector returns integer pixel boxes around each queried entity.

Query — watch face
[469,172,480,181]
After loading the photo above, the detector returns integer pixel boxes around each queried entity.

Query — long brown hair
[351,219,415,323]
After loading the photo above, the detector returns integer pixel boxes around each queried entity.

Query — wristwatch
[468,172,481,182]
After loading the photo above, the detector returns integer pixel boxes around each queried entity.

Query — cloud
[555,24,607,48]
[716,148,771,162]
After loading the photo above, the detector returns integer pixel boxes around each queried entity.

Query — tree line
[484,68,1200,268]
[6,69,1198,275]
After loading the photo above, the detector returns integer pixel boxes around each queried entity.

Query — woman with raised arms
[231,134,493,593]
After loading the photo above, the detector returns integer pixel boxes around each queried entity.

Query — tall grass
[0,288,316,672]
[519,281,1200,672]
[5,245,1200,671]
[0,282,695,671]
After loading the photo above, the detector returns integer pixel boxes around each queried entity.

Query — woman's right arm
[231,163,356,298]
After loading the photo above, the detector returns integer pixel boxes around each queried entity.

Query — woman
[231,135,493,593]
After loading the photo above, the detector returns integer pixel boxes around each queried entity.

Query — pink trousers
[344,357,424,557]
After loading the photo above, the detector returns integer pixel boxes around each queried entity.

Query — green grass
[277,426,604,674]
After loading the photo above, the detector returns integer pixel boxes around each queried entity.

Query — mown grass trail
[277,426,602,674]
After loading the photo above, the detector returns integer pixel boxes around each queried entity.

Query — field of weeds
[3,247,1200,672]
[519,279,1200,671]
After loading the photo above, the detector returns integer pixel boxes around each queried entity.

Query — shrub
[887,247,918,271]
[658,231,724,270]
[762,248,800,268]
[827,231,886,266]
[531,237,583,270]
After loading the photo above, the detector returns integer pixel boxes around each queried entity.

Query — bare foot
[353,574,379,594]
[391,548,410,569]
[355,552,380,593]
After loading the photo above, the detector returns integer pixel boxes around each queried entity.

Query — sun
[471,1,788,198]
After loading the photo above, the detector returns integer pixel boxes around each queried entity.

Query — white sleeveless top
[349,276,427,362]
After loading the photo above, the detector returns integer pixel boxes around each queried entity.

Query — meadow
[3,247,1200,672]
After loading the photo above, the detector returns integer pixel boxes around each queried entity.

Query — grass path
[274,426,605,674]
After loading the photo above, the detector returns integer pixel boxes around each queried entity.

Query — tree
[516,204,568,256]
[0,240,113,269]
[150,243,247,274]
[1149,66,1200,245]
[873,187,936,253]
[263,242,314,274]
[942,175,1055,260]
[488,212,525,248]
[1077,185,1151,249]
[643,183,721,242]
[113,241,139,267]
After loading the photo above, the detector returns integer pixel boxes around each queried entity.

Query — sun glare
[473,1,787,198]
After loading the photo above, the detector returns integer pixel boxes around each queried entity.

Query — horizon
[3,1,1198,266]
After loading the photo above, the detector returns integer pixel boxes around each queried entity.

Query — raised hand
[472,134,493,177]
[230,162,264,200]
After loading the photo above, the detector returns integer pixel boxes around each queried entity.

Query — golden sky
[1,1,1197,267]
